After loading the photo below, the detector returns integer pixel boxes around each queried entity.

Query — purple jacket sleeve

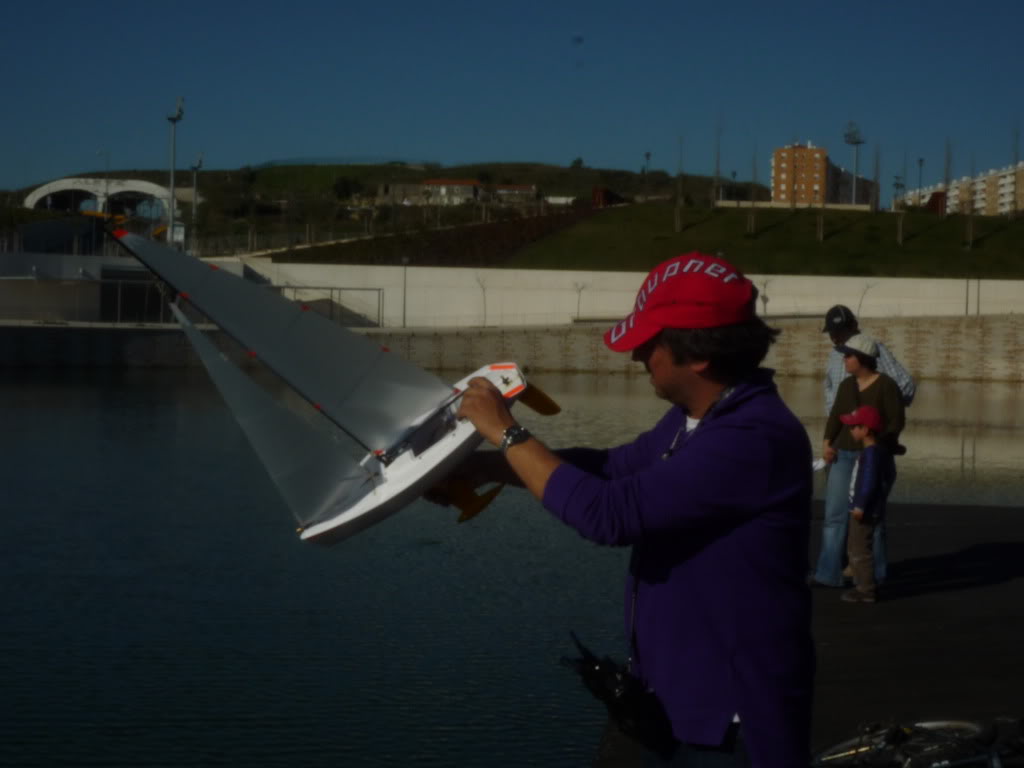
[555,408,680,479]
[543,417,788,546]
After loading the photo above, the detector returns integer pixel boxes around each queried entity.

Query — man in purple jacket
[457,252,815,767]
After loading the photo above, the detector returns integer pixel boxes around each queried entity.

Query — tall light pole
[190,152,203,254]
[166,97,185,246]
[844,121,865,205]
[401,255,410,328]
[96,149,110,214]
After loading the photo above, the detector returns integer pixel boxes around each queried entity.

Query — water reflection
[514,372,1024,508]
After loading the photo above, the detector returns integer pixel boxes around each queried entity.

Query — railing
[0,277,172,324]
[0,276,384,328]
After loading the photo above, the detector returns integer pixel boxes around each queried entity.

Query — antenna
[843,121,865,205]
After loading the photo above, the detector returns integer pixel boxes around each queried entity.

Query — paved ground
[592,501,1024,765]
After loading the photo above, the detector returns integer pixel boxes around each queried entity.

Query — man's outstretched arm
[456,377,564,500]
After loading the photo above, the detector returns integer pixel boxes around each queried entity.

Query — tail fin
[518,383,560,415]
[432,477,506,523]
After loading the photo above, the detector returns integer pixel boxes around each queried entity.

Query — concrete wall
[363,315,1024,382]
[5,314,1024,381]
[242,258,1024,329]
[0,281,102,322]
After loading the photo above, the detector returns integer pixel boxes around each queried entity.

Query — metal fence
[0,277,172,324]
[0,277,383,328]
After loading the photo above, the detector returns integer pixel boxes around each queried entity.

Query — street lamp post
[401,256,410,328]
[190,152,203,255]
[166,97,185,247]
[96,149,110,214]
[843,122,865,205]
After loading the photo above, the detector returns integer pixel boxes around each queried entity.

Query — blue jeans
[814,450,887,586]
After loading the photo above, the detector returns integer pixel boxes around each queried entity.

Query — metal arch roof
[23,177,181,209]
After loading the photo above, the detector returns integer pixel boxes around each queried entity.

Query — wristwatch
[499,424,532,455]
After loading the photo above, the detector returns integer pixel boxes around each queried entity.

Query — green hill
[510,203,1024,279]
[6,161,1023,279]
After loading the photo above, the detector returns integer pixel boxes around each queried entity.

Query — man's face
[632,338,704,405]
[829,328,854,346]
[630,337,671,399]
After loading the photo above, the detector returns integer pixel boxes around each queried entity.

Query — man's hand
[822,440,837,464]
[851,507,864,521]
[457,377,517,447]
[455,377,563,501]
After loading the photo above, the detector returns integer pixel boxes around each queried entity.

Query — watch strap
[499,424,532,454]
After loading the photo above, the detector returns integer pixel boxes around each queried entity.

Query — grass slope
[510,203,1024,278]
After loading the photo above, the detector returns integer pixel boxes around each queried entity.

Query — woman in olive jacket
[813,333,905,589]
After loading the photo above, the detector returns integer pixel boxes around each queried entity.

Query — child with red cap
[839,404,897,603]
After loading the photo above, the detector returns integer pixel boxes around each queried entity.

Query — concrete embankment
[368,313,1024,381]
[4,314,1024,381]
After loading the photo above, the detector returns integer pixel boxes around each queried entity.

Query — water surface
[2,369,1020,767]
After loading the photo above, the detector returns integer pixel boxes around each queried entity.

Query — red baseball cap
[839,405,883,432]
[604,252,755,352]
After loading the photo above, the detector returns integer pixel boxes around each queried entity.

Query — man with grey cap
[822,304,915,416]
[812,331,906,591]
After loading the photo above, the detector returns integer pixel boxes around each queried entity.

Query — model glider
[117,235,558,545]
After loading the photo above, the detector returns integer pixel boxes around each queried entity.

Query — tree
[570,157,584,170]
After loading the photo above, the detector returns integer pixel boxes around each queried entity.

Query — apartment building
[901,163,1024,215]
[770,142,828,205]
[770,142,875,206]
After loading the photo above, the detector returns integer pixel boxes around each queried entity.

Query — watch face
[502,425,531,452]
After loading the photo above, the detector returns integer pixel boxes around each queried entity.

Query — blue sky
[3,0,1021,200]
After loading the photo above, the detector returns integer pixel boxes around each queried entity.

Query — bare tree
[965,153,976,249]
[747,144,758,235]
[712,119,723,206]
[1013,121,1020,218]
[674,135,684,233]
[871,144,881,212]
[943,139,953,217]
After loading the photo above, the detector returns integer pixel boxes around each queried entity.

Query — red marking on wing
[504,384,525,399]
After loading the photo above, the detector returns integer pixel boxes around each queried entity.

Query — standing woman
[812,333,905,589]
